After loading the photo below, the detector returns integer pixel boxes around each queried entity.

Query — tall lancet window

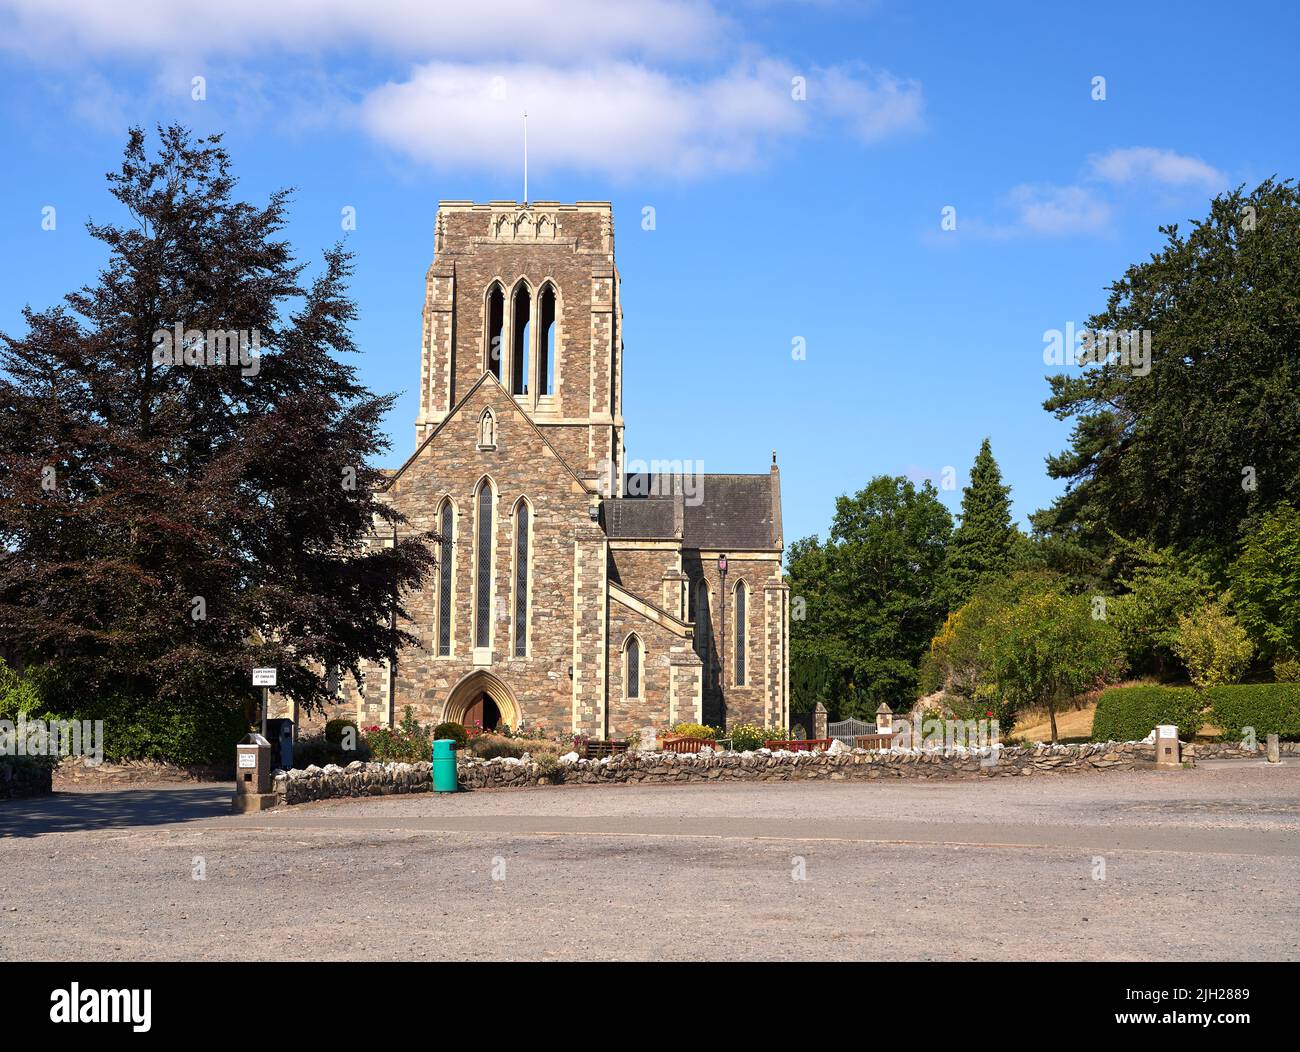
[625,635,642,699]
[538,283,556,396]
[437,501,454,656]
[734,581,747,686]
[475,482,493,649]
[486,284,504,380]
[511,283,530,395]
[513,501,529,657]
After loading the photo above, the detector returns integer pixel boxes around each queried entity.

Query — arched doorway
[442,670,521,733]
[462,692,501,732]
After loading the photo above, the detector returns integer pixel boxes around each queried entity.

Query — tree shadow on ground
[0,785,233,838]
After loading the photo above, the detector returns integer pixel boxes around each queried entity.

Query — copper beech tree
[0,126,435,721]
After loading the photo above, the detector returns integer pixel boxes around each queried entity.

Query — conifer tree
[946,438,1015,604]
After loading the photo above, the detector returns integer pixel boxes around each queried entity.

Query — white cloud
[1087,146,1225,192]
[819,66,924,143]
[358,60,921,179]
[0,0,922,181]
[1005,184,1112,236]
[0,0,724,62]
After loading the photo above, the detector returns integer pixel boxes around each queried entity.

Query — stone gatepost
[813,702,827,740]
[1267,733,1280,763]
[876,702,894,734]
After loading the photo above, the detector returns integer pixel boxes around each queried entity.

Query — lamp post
[717,554,728,715]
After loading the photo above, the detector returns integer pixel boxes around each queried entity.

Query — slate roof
[600,496,675,539]
[601,472,781,550]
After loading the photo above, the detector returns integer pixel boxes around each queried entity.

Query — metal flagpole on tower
[523,111,528,205]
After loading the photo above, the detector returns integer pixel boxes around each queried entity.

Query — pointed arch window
[513,500,530,657]
[694,580,710,666]
[511,283,530,395]
[538,282,556,396]
[486,284,504,380]
[625,634,642,699]
[475,482,494,649]
[734,581,747,686]
[437,501,454,656]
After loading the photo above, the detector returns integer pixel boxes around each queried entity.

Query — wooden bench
[853,733,895,751]
[661,736,716,754]
[764,739,833,752]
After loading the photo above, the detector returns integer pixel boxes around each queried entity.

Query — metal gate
[828,718,875,747]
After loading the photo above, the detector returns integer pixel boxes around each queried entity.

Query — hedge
[1091,686,1206,743]
[1093,683,1300,743]
[1205,683,1300,740]
[89,695,251,766]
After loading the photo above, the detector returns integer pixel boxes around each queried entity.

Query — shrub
[1274,653,1300,683]
[0,660,50,721]
[433,721,468,747]
[2,660,253,766]
[363,707,434,763]
[324,719,357,745]
[293,732,371,768]
[1091,686,1206,743]
[670,722,720,741]
[470,735,526,760]
[95,695,250,766]
[1174,598,1253,688]
[1204,683,1300,741]
[728,723,767,751]
[0,754,56,798]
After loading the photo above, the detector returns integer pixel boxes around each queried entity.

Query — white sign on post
[252,668,277,687]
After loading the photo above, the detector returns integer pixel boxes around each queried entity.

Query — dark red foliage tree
[0,125,435,719]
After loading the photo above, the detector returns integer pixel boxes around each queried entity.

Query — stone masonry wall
[685,552,783,729]
[605,602,682,736]
[0,757,54,799]
[609,546,679,605]
[270,740,1164,806]
[382,379,592,734]
[1186,740,1300,759]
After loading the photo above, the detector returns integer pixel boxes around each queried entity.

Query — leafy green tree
[1174,598,1254,689]
[946,438,1016,604]
[786,535,850,717]
[921,570,1059,701]
[988,588,1125,743]
[1107,541,1214,677]
[787,476,952,717]
[1230,503,1300,664]
[1035,179,1300,569]
[0,126,436,724]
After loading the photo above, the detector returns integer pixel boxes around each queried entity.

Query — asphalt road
[2,760,1297,961]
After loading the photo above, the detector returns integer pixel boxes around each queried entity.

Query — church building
[325,201,788,739]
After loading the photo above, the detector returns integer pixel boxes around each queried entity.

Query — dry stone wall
[1186,740,1299,759]
[270,740,1164,806]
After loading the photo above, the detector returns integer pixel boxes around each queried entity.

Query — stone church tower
[306,202,789,740]
[414,201,625,487]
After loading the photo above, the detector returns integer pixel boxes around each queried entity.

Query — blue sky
[1,0,1297,549]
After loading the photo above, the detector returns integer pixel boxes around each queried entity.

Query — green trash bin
[432,738,459,793]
